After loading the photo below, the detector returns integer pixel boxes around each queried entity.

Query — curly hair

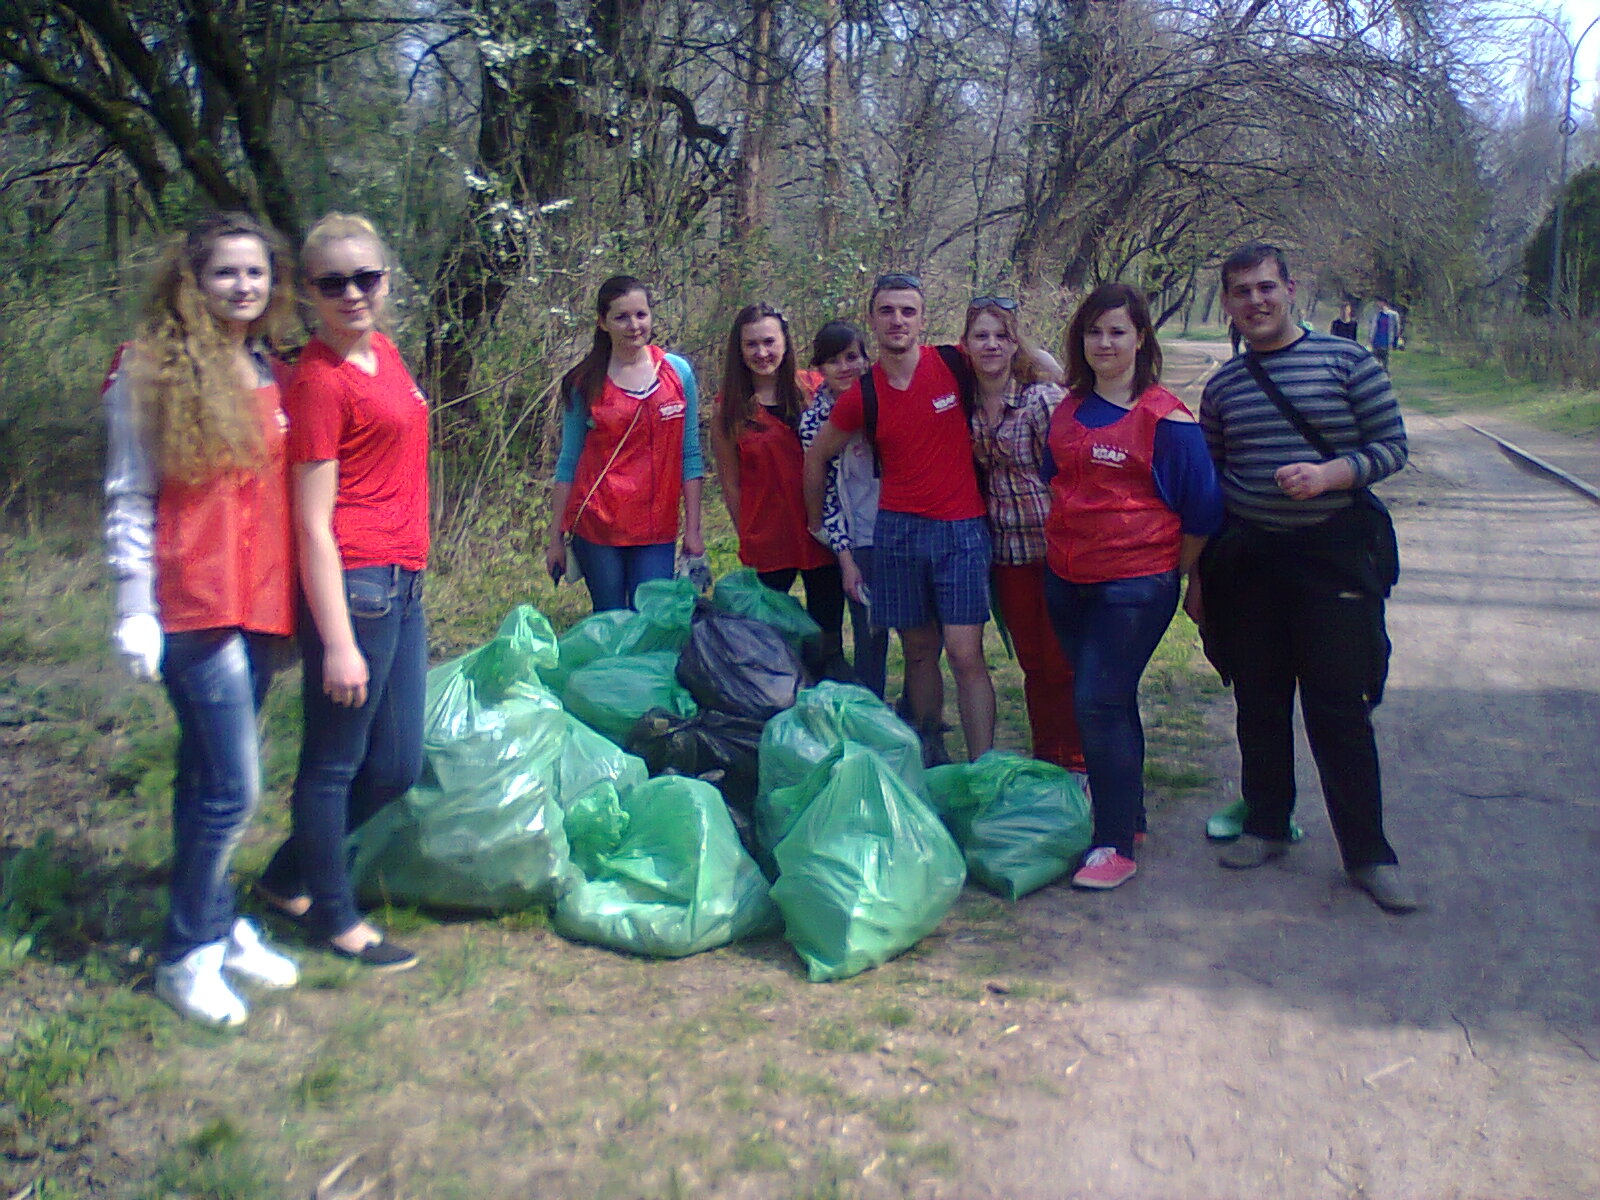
[129,212,296,484]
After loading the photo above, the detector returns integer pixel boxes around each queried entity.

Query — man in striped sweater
[1191,242,1417,913]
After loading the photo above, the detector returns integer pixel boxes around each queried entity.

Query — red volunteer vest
[155,375,296,635]
[729,400,834,573]
[1045,385,1185,585]
[565,345,688,546]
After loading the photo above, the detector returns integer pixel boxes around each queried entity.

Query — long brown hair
[717,303,808,437]
[562,275,651,411]
[129,211,296,484]
[960,300,1052,387]
[1063,283,1163,398]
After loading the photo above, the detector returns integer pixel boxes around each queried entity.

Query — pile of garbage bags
[349,584,1092,979]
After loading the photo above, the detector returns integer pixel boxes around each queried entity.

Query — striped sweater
[1199,332,1407,531]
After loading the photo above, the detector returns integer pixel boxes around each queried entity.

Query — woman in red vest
[104,212,302,1025]
[255,213,427,971]
[1045,284,1223,890]
[711,303,847,673]
[545,275,705,612]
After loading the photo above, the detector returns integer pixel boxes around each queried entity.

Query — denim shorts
[872,511,991,628]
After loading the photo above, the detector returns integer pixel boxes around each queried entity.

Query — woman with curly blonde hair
[104,211,303,1026]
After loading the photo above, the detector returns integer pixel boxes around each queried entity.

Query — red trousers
[992,562,1085,770]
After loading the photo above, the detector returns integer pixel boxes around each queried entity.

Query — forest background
[4,0,1600,567]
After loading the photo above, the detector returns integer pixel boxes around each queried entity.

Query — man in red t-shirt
[804,273,996,759]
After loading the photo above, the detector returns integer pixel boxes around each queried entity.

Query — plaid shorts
[872,511,992,629]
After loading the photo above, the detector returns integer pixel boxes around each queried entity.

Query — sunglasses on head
[969,295,1018,311]
[311,269,386,299]
[873,272,923,292]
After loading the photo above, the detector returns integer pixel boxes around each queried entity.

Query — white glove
[114,613,163,681]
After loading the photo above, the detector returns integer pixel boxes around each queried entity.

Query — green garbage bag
[756,682,925,853]
[540,577,698,693]
[711,569,821,650]
[562,652,697,745]
[556,715,649,805]
[924,752,1092,900]
[554,776,780,957]
[424,605,560,748]
[770,743,965,982]
[351,705,576,913]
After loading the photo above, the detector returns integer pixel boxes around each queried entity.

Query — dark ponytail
[562,274,651,411]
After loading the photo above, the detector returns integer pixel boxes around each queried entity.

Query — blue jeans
[259,566,426,938]
[570,536,676,612]
[1044,569,1179,856]
[847,546,890,699]
[160,629,283,963]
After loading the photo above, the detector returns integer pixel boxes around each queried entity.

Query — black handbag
[1240,355,1400,596]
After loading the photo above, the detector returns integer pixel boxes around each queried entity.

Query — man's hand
[1274,459,1348,501]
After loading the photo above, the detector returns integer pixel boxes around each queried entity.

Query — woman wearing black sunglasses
[254,212,427,971]
[962,296,1084,772]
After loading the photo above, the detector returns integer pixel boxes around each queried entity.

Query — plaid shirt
[969,381,1062,564]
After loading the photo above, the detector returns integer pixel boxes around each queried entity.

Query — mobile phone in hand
[548,559,564,584]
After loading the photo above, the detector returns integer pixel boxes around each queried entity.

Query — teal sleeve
[554,388,589,483]
[667,353,704,480]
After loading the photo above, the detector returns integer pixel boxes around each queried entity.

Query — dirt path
[964,343,1600,1198]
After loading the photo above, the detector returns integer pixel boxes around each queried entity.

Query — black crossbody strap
[1241,353,1339,461]
[860,367,881,478]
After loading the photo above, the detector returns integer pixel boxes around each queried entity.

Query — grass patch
[149,1116,280,1200]
[1391,346,1600,435]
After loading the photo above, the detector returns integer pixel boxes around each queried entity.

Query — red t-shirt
[828,346,983,520]
[286,333,430,570]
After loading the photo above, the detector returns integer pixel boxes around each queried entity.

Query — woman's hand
[682,528,705,557]
[322,641,370,708]
[840,553,865,604]
[1182,575,1204,629]
[545,534,567,582]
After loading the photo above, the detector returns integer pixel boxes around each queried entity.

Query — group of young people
[108,219,1416,1024]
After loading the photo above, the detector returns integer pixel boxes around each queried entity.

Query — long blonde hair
[129,212,296,484]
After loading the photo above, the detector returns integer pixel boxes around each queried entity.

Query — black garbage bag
[626,706,767,811]
[676,605,805,720]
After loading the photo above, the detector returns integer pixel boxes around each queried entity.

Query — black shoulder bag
[1241,354,1400,596]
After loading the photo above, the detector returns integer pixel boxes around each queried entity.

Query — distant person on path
[546,275,705,612]
[1044,284,1223,889]
[1331,303,1358,341]
[797,321,890,696]
[803,273,997,762]
[1193,242,1416,913]
[712,303,849,677]
[104,212,302,1025]
[255,213,431,969]
[962,296,1085,771]
[1370,299,1399,368]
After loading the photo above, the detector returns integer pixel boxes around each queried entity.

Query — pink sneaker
[1072,847,1137,890]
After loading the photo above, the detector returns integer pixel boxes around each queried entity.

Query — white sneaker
[155,942,248,1027]
[223,918,300,989]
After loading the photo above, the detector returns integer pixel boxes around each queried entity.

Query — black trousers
[1214,517,1398,869]
[757,564,846,639]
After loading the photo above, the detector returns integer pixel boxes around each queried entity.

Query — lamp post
[1548,14,1600,316]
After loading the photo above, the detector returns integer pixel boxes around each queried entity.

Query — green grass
[1391,345,1600,435]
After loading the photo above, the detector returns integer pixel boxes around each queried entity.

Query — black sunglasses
[311,269,387,299]
[873,272,923,292]
[970,295,1018,311]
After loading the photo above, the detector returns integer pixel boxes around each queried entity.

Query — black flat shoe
[327,938,418,972]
